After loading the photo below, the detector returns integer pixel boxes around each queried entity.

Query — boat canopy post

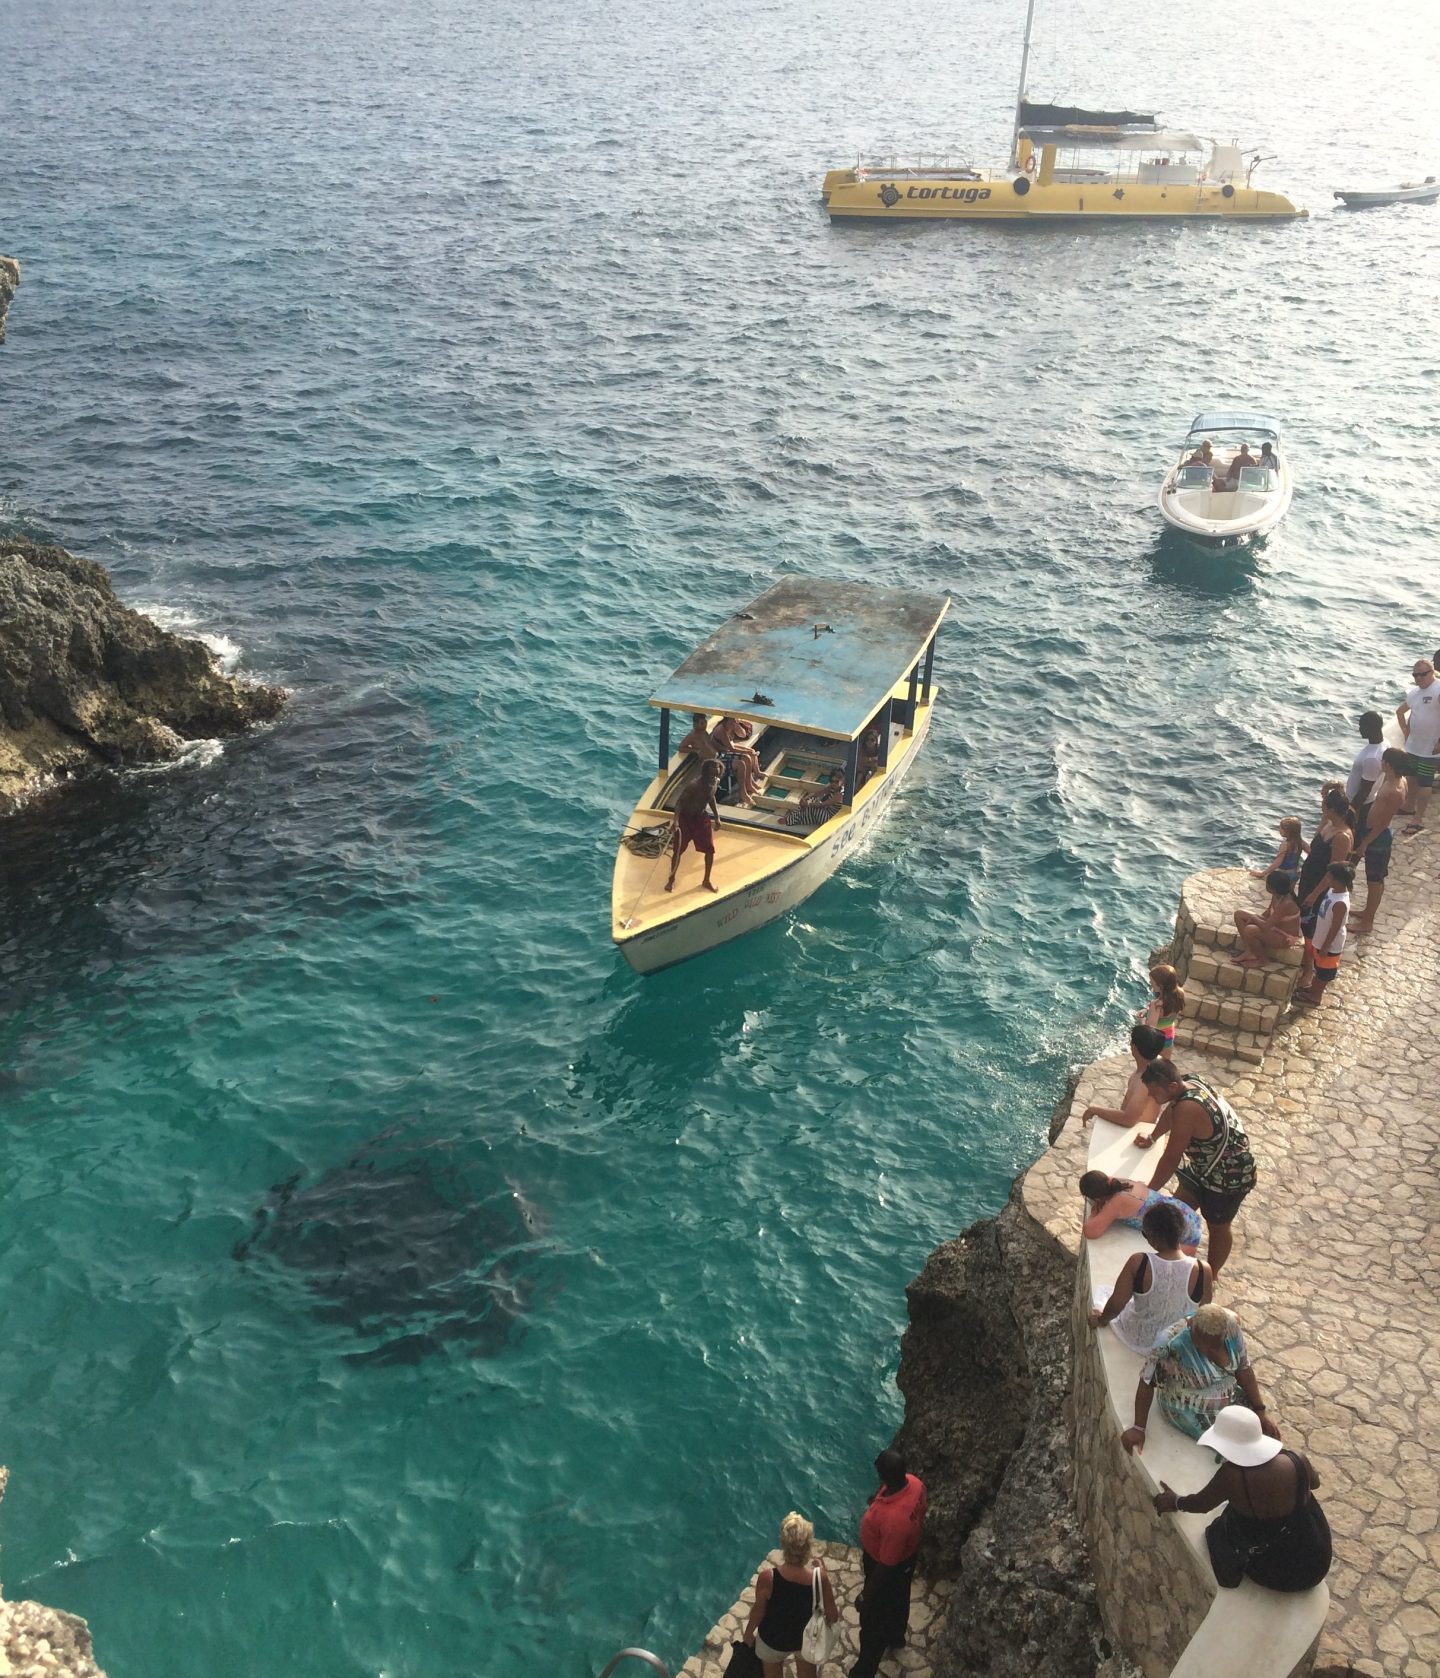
[844,738,860,805]
[906,660,920,730]
[879,698,893,769]
[921,636,936,702]
[657,707,670,776]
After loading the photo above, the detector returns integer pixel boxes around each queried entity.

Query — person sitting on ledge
[1153,1404,1332,1594]
[1233,867,1302,968]
[1123,1304,1279,1451]
[1079,1171,1202,1253]
[1079,1023,1168,1128]
[1088,1201,1213,1354]
[1136,1062,1256,1276]
[1248,814,1306,885]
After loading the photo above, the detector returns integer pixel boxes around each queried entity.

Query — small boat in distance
[1334,177,1438,209]
[611,578,949,975]
[1158,412,1293,545]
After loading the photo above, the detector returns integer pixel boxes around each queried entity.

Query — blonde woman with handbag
[741,1512,839,1675]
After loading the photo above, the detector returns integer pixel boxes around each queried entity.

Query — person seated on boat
[1184,446,1208,467]
[856,725,884,790]
[1257,441,1278,477]
[677,713,719,763]
[785,773,844,827]
[1225,443,1257,484]
[710,716,761,807]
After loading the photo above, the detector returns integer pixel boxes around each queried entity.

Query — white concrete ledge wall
[1068,1083,1328,1678]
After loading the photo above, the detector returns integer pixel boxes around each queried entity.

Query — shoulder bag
[800,1562,840,1666]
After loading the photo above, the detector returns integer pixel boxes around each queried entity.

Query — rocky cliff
[0,1468,108,1678]
[0,256,17,342]
[0,535,285,812]
[891,1090,1136,1678]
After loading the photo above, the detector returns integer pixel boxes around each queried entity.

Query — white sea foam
[130,737,226,776]
[133,602,243,673]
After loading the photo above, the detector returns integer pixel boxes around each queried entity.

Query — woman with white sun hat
[1152,1405,1332,1591]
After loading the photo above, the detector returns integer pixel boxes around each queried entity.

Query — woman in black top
[1153,1405,1331,1592]
[1296,786,1354,922]
[742,1511,839,1676]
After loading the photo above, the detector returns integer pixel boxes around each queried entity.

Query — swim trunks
[1408,755,1435,788]
[1303,939,1342,983]
[676,812,714,855]
[1174,1176,1250,1226]
[1363,827,1393,883]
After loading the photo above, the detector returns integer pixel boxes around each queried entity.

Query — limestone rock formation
[0,535,285,811]
[0,1467,109,1678]
[893,1181,1122,1678]
[0,256,17,343]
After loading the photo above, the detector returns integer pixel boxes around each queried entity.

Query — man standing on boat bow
[665,761,722,894]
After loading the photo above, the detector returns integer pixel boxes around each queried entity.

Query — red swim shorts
[676,813,714,855]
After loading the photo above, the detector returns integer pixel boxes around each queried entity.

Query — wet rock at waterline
[234,1134,546,1366]
[0,256,17,343]
[0,535,285,813]
[0,1466,109,1677]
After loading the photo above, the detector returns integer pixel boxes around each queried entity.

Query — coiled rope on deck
[622,821,674,859]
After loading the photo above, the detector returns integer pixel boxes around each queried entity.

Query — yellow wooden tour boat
[611,578,949,975]
[822,0,1305,223]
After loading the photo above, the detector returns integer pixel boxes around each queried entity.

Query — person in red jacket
[850,1449,926,1678]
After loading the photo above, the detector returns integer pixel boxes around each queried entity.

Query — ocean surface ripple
[2,0,1438,1672]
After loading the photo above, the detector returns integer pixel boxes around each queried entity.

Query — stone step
[1181,976,1284,1036]
[1182,949,1299,1004]
[1173,1018,1268,1067]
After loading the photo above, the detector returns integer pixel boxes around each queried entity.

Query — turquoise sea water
[2,1,1439,1673]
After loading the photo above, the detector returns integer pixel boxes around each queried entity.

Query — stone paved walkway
[1215,833,1440,1677]
[677,1543,951,1678]
[1065,842,1440,1677]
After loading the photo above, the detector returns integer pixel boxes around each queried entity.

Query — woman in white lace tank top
[1088,1200,1214,1355]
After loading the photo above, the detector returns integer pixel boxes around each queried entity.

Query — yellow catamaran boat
[822,0,1305,222]
[612,578,949,975]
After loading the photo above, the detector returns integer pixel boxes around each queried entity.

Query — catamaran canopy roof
[1022,126,1201,150]
[650,577,949,742]
[1019,100,1157,129]
[1187,411,1282,439]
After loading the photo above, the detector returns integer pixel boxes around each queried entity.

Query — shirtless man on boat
[677,713,719,761]
[666,762,722,894]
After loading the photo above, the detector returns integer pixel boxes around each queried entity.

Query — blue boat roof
[1188,411,1282,439]
[650,577,949,741]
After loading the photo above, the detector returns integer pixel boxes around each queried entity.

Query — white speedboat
[1334,177,1438,208]
[1158,411,1292,544]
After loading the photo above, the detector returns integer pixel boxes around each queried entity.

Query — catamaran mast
[1011,0,1038,167]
